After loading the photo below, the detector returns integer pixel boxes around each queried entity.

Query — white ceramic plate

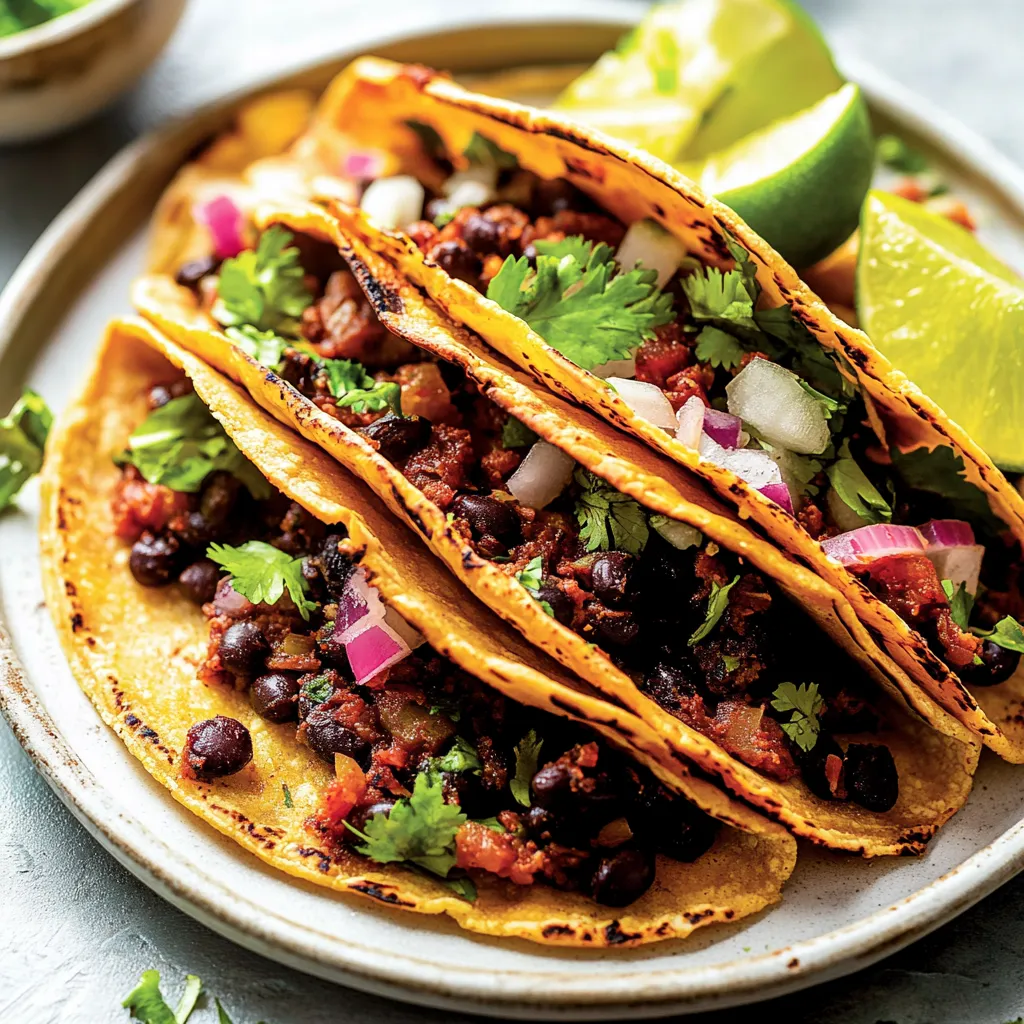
[4,9,1024,1019]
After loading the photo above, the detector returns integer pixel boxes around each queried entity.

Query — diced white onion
[726,359,830,455]
[607,377,677,431]
[506,441,575,509]
[674,395,705,448]
[650,514,702,551]
[615,218,687,288]
[698,433,783,489]
[591,356,636,380]
[360,175,425,231]
[927,545,985,596]
[444,164,499,196]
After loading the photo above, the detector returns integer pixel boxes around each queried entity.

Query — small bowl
[0,0,187,144]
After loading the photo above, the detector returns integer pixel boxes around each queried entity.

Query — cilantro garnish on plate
[510,729,543,807]
[573,468,649,555]
[122,969,201,1024]
[770,682,824,752]
[350,770,466,878]
[688,574,740,645]
[0,389,52,512]
[118,394,270,499]
[215,226,312,336]
[486,235,673,371]
[206,540,317,620]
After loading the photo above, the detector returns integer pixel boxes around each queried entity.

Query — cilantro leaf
[889,446,1001,533]
[463,131,517,169]
[688,575,740,646]
[226,325,290,368]
[405,119,446,160]
[215,226,312,335]
[328,359,403,417]
[282,783,294,808]
[214,999,235,1024]
[444,876,478,901]
[532,235,596,266]
[486,240,674,371]
[299,673,333,704]
[119,394,270,498]
[681,266,757,329]
[694,325,744,369]
[574,468,649,555]
[207,540,317,620]
[721,654,741,673]
[877,134,930,174]
[982,616,1024,655]
[770,682,824,752]
[826,441,893,525]
[510,729,543,807]
[473,816,506,833]
[798,379,845,422]
[0,389,52,512]
[356,770,466,877]
[501,415,538,449]
[941,579,975,631]
[649,25,681,93]
[514,555,554,617]
[434,736,482,775]
[122,970,201,1024]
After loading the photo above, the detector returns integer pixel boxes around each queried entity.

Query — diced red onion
[342,149,387,180]
[758,482,794,515]
[698,433,783,489]
[920,519,976,547]
[674,395,705,448]
[607,377,677,432]
[821,524,927,566]
[702,407,743,448]
[726,359,830,455]
[193,195,245,259]
[333,567,386,643]
[507,441,575,509]
[591,356,636,380]
[344,622,410,686]
[615,218,686,288]
[360,175,425,231]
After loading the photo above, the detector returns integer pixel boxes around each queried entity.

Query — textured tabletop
[3,1,1024,1021]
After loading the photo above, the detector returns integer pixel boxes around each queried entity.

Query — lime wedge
[858,190,1024,471]
[555,0,841,163]
[684,83,874,268]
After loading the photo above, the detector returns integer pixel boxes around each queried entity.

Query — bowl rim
[0,0,137,59]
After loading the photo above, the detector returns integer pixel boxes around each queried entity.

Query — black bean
[250,672,301,723]
[450,493,520,542]
[959,640,1021,687]
[461,213,503,255]
[174,254,221,289]
[654,807,718,863]
[218,621,270,674]
[596,611,639,647]
[184,716,253,778]
[532,761,620,820]
[147,377,193,410]
[429,238,483,284]
[591,552,635,607]
[529,179,595,218]
[590,845,656,907]
[129,532,182,587]
[304,705,371,768]
[796,733,846,802]
[346,800,396,835]
[199,471,242,528]
[359,414,432,463]
[310,533,353,599]
[534,583,574,627]
[178,559,221,605]
[845,743,899,812]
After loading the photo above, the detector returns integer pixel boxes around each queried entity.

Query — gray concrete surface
[4,1,1024,1020]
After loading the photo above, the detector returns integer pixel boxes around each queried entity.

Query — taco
[301,56,1024,763]
[41,316,798,946]
[132,181,979,856]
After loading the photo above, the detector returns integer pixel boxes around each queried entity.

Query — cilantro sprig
[351,770,466,877]
[688,575,740,646]
[510,729,543,807]
[433,736,482,775]
[118,394,269,498]
[573,468,649,555]
[122,970,201,1024]
[486,236,674,370]
[501,415,538,450]
[770,682,824,752]
[225,325,291,369]
[826,440,892,525]
[941,579,975,631]
[0,389,52,512]
[515,555,555,617]
[323,359,403,416]
[207,540,317,620]
[215,226,312,336]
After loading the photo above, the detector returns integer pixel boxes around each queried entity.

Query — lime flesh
[686,83,875,268]
[857,190,1024,471]
[555,0,841,163]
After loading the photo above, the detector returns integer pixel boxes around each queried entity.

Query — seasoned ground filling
[111,376,721,907]
[175,229,901,810]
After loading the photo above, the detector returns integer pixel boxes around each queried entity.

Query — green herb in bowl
[0,0,95,39]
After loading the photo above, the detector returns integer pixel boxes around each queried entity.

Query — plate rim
[5,9,1024,1018]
